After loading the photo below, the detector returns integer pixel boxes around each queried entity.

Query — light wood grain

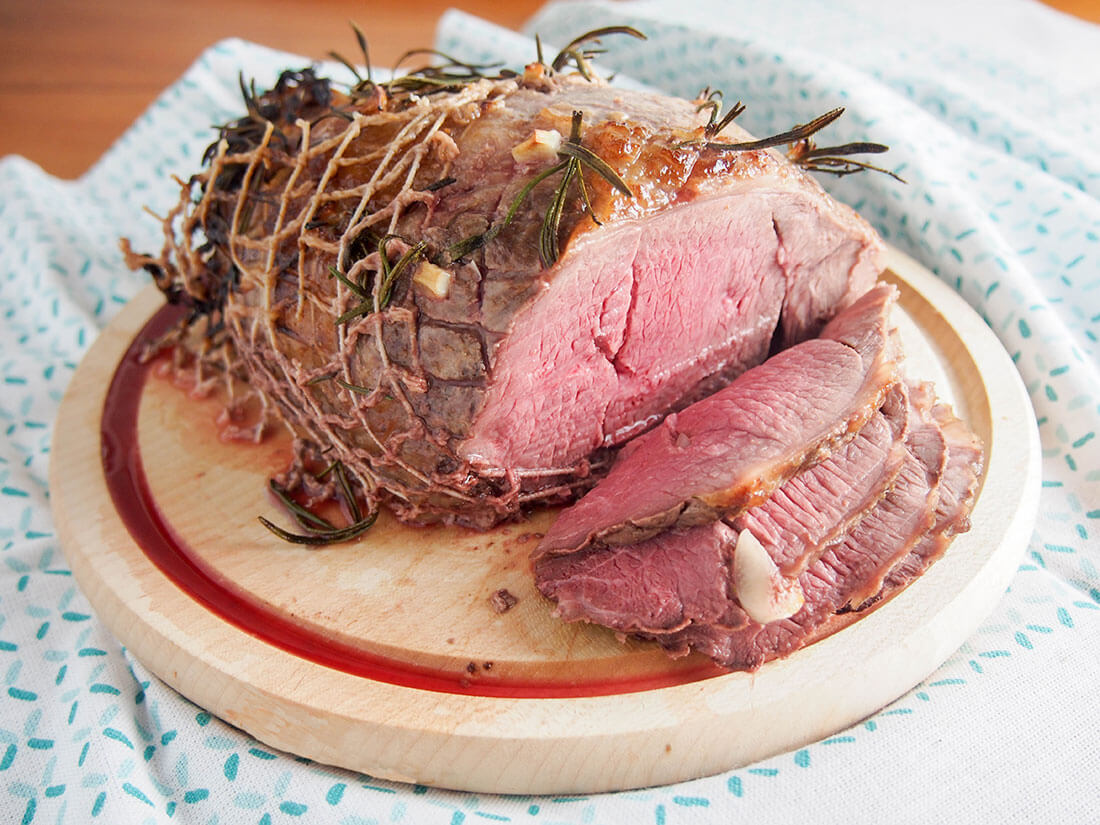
[50,246,1040,793]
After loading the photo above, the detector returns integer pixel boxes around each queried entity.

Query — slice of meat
[732,383,909,576]
[655,386,951,670]
[786,398,984,655]
[535,284,901,557]
[537,521,744,635]
[536,382,980,673]
[880,399,984,589]
[840,385,947,609]
[640,418,939,670]
[537,387,909,635]
[458,194,791,473]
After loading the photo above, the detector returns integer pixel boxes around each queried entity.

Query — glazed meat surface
[132,64,883,527]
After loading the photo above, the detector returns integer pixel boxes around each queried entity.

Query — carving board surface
[51,247,1040,793]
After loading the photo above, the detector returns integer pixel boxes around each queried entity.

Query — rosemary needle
[266,479,335,531]
[260,465,376,545]
[258,512,378,546]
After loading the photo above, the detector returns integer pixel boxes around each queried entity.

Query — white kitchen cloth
[1,0,1098,822]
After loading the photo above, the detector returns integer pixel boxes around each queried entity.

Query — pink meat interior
[460,194,794,472]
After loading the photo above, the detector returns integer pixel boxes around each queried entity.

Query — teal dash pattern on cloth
[2,1,1098,822]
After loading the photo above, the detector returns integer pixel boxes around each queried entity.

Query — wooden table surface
[1,0,1098,180]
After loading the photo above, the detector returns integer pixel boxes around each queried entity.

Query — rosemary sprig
[446,157,571,260]
[540,157,577,266]
[334,377,373,395]
[694,88,747,139]
[329,235,427,324]
[444,158,569,262]
[376,236,428,309]
[701,107,847,152]
[681,105,901,182]
[330,27,515,106]
[319,459,363,522]
[787,139,905,182]
[327,264,369,300]
[538,111,633,267]
[423,176,456,192]
[259,464,378,546]
[445,231,492,261]
[238,73,262,121]
[573,160,599,226]
[694,88,721,124]
[450,110,633,267]
[711,102,747,137]
[266,478,335,531]
[209,69,326,165]
[333,303,373,326]
[385,74,486,92]
[236,199,255,235]
[329,21,380,101]
[333,378,394,403]
[259,513,378,545]
[550,26,647,78]
[556,139,633,196]
[391,48,505,80]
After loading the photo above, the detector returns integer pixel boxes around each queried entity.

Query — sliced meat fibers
[648,384,950,670]
[879,393,984,591]
[733,383,909,577]
[535,284,901,557]
[538,521,743,635]
[757,391,984,663]
[536,385,908,645]
[536,381,983,672]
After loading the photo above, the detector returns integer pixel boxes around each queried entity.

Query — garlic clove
[512,129,563,164]
[732,528,805,624]
[412,261,452,300]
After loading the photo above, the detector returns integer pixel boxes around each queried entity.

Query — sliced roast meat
[777,398,984,657]
[459,194,791,473]
[840,385,947,609]
[132,63,884,527]
[880,399,984,589]
[537,521,745,635]
[538,386,909,635]
[537,381,981,672]
[733,383,909,577]
[535,284,901,556]
[654,391,947,670]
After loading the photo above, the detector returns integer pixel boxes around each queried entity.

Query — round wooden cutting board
[50,246,1040,794]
